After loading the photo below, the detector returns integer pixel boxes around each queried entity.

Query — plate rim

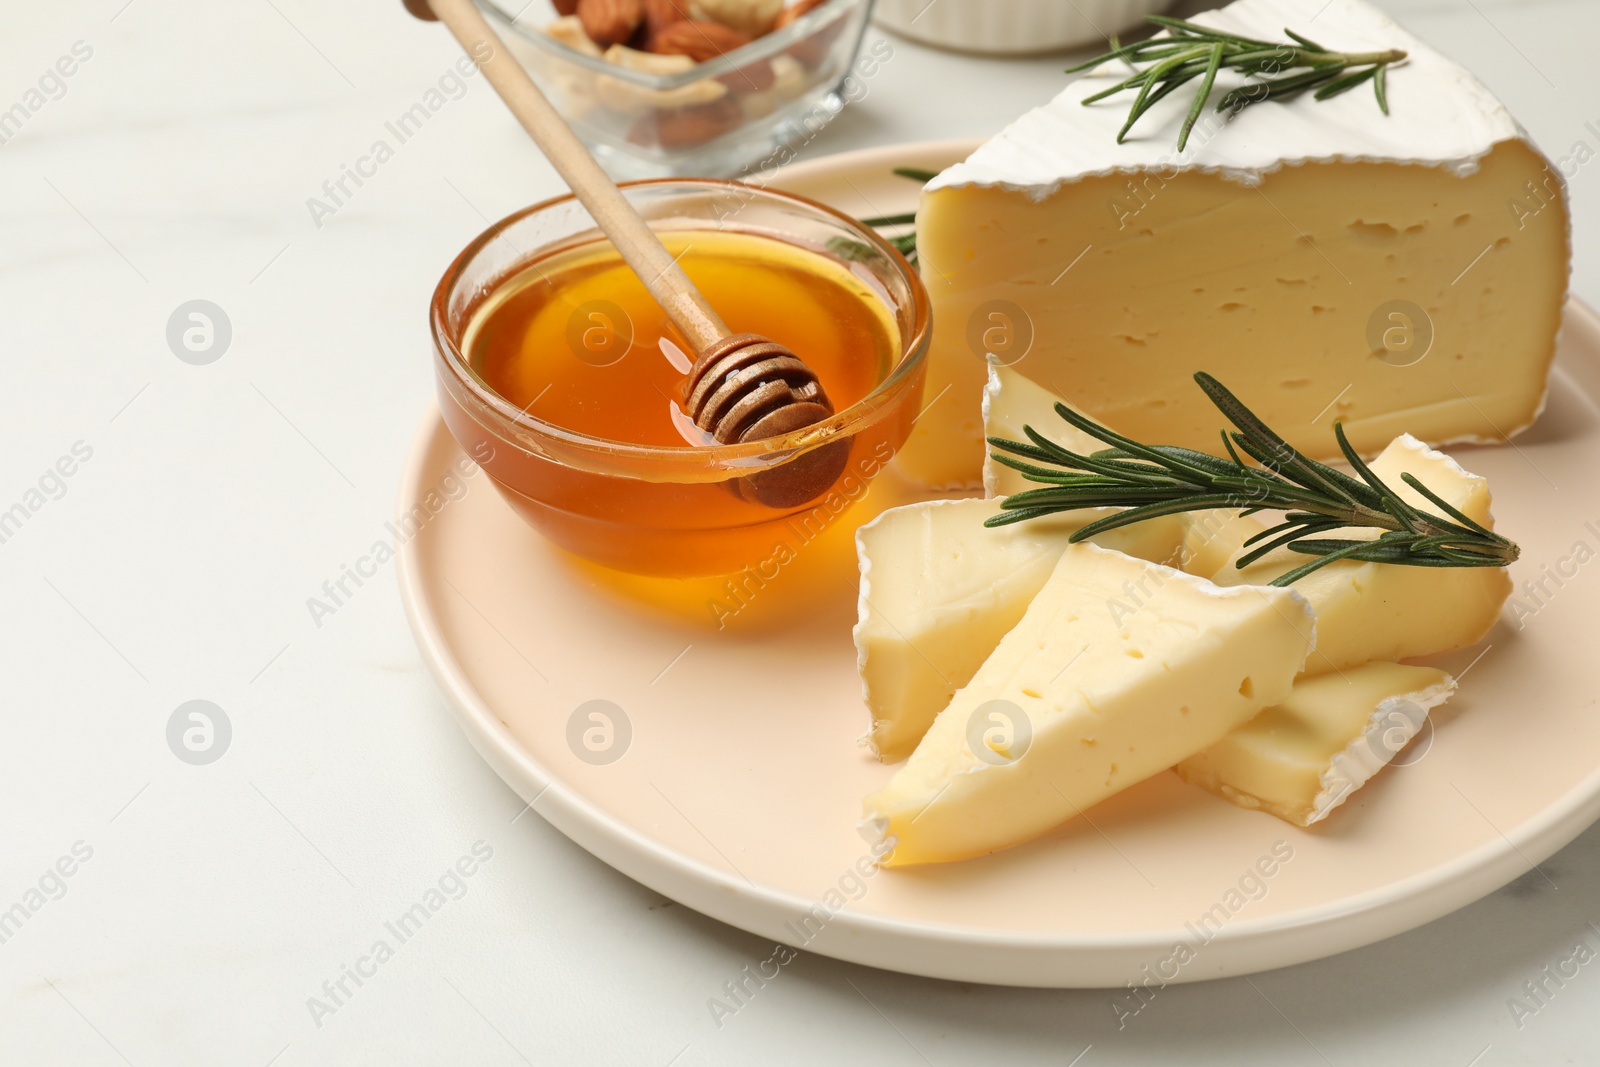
[397,138,1600,986]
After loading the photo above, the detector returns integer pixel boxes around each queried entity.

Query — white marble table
[3,0,1597,1062]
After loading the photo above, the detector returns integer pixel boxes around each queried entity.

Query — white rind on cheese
[1174,662,1456,826]
[928,0,1520,195]
[1311,674,1456,824]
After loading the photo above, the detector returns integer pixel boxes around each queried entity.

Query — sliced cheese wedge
[863,543,1314,866]
[982,370,1274,578]
[1176,509,1270,580]
[896,0,1568,490]
[855,498,1185,761]
[1176,662,1456,826]
[1211,434,1509,675]
[981,366,1103,499]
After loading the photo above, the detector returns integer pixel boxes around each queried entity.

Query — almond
[772,0,828,30]
[578,0,644,49]
[650,19,751,61]
[781,0,841,67]
[640,0,694,38]
[628,95,743,149]
[646,17,772,92]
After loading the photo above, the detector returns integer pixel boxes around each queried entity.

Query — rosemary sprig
[886,231,918,263]
[850,168,929,269]
[861,211,916,228]
[983,374,1518,587]
[1068,15,1407,150]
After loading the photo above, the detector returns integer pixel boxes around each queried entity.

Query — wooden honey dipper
[408,0,849,507]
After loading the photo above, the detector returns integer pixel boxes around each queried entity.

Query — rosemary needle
[984,374,1519,587]
[849,168,927,269]
[1068,15,1407,150]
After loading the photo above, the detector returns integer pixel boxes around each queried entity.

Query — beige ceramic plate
[398,140,1600,987]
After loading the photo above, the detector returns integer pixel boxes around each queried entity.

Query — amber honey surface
[446,228,915,578]
[468,230,896,447]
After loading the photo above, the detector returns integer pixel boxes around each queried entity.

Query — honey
[468,230,894,445]
[441,227,919,577]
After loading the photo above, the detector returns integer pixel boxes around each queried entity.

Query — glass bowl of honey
[430,179,929,578]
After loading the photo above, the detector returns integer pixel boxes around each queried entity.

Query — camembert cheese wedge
[855,498,1185,761]
[898,0,1569,489]
[1176,663,1456,826]
[863,543,1314,866]
[1211,435,1510,675]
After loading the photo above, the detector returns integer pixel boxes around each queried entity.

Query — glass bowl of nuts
[479,0,880,178]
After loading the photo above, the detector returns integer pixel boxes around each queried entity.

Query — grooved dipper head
[684,333,852,508]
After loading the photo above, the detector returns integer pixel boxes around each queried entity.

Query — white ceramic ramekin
[872,0,1176,55]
